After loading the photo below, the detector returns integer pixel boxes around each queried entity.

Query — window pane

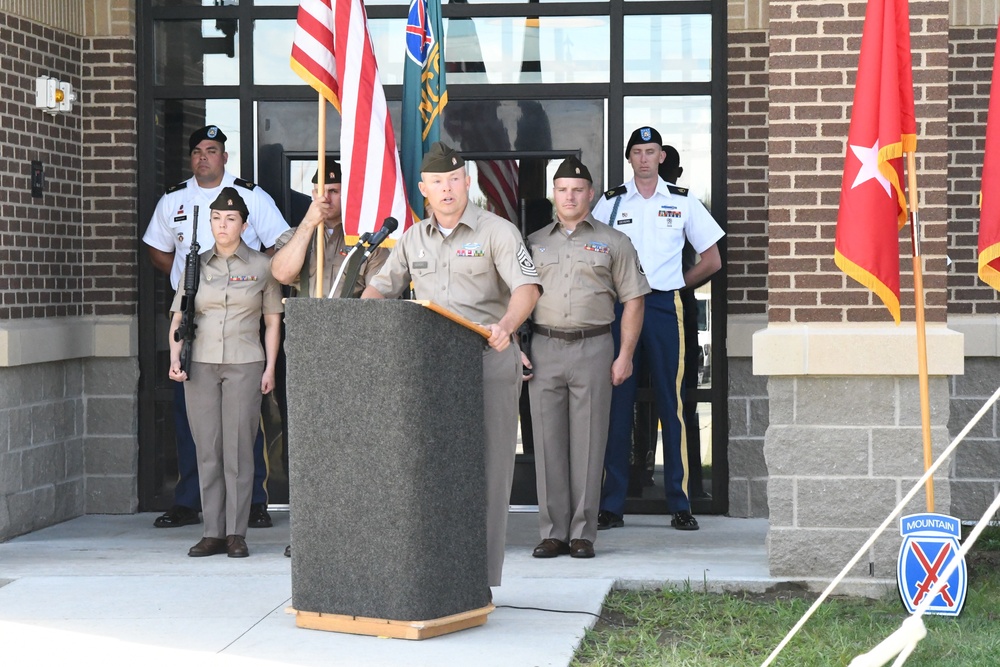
[152,99,242,186]
[254,19,407,85]
[151,0,237,5]
[154,20,240,86]
[623,96,711,205]
[255,0,582,5]
[624,14,711,83]
[254,16,607,86]
[445,16,609,84]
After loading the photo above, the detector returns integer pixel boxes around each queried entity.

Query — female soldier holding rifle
[168,188,284,558]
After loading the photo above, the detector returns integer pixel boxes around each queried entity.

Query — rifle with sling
[174,205,201,378]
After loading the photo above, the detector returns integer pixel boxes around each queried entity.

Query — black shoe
[597,510,624,530]
[284,545,291,558]
[671,510,700,531]
[248,504,272,528]
[532,539,570,558]
[154,505,200,528]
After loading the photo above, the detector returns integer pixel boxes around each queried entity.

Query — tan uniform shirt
[171,240,284,364]
[528,215,650,329]
[273,223,389,297]
[369,203,542,324]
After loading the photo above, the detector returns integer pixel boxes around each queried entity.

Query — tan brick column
[754,1,963,586]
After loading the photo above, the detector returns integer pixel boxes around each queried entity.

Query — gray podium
[284,298,493,639]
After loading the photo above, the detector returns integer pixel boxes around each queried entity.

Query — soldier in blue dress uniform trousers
[592,127,724,532]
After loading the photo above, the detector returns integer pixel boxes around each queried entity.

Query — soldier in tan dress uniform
[168,187,284,559]
[524,157,649,559]
[270,157,388,296]
[363,142,542,589]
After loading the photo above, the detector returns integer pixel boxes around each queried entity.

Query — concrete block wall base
[764,376,951,580]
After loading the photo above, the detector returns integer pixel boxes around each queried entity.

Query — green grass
[573,536,1000,667]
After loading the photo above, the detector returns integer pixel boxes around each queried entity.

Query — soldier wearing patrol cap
[363,141,542,589]
[592,126,724,533]
[168,187,284,558]
[524,156,649,559]
[143,125,289,531]
[271,157,389,295]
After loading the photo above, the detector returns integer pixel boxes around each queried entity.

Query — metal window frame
[136,0,728,514]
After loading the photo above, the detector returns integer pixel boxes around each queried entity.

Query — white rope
[760,384,1000,667]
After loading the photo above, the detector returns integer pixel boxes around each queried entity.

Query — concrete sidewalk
[0,511,771,666]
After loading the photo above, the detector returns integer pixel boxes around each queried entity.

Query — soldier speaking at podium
[363,142,541,588]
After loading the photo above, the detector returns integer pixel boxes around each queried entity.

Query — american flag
[290,0,408,243]
[477,159,519,224]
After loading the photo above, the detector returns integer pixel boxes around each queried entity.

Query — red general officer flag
[835,0,916,324]
[979,21,1000,291]
[290,0,408,243]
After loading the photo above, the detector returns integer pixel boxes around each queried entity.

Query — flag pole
[905,150,934,512]
[315,95,326,298]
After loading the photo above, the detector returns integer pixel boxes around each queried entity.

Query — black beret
[209,186,249,221]
[553,156,592,183]
[312,156,342,184]
[420,141,465,173]
[625,126,663,158]
[189,125,227,153]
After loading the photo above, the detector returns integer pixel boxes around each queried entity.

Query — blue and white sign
[897,513,967,616]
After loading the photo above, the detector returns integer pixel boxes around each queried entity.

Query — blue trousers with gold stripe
[601,289,689,515]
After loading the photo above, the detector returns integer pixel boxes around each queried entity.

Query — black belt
[532,324,611,341]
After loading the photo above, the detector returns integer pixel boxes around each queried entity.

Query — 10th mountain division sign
[897,513,967,616]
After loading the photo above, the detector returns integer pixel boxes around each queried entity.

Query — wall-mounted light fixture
[35,76,77,114]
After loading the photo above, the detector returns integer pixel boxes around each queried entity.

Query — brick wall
[727,30,770,316]
[81,35,138,316]
[0,12,137,320]
[767,1,950,325]
[948,26,1000,314]
[0,14,84,320]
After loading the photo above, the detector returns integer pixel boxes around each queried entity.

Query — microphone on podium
[352,231,373,249]
[363,217,398,257]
